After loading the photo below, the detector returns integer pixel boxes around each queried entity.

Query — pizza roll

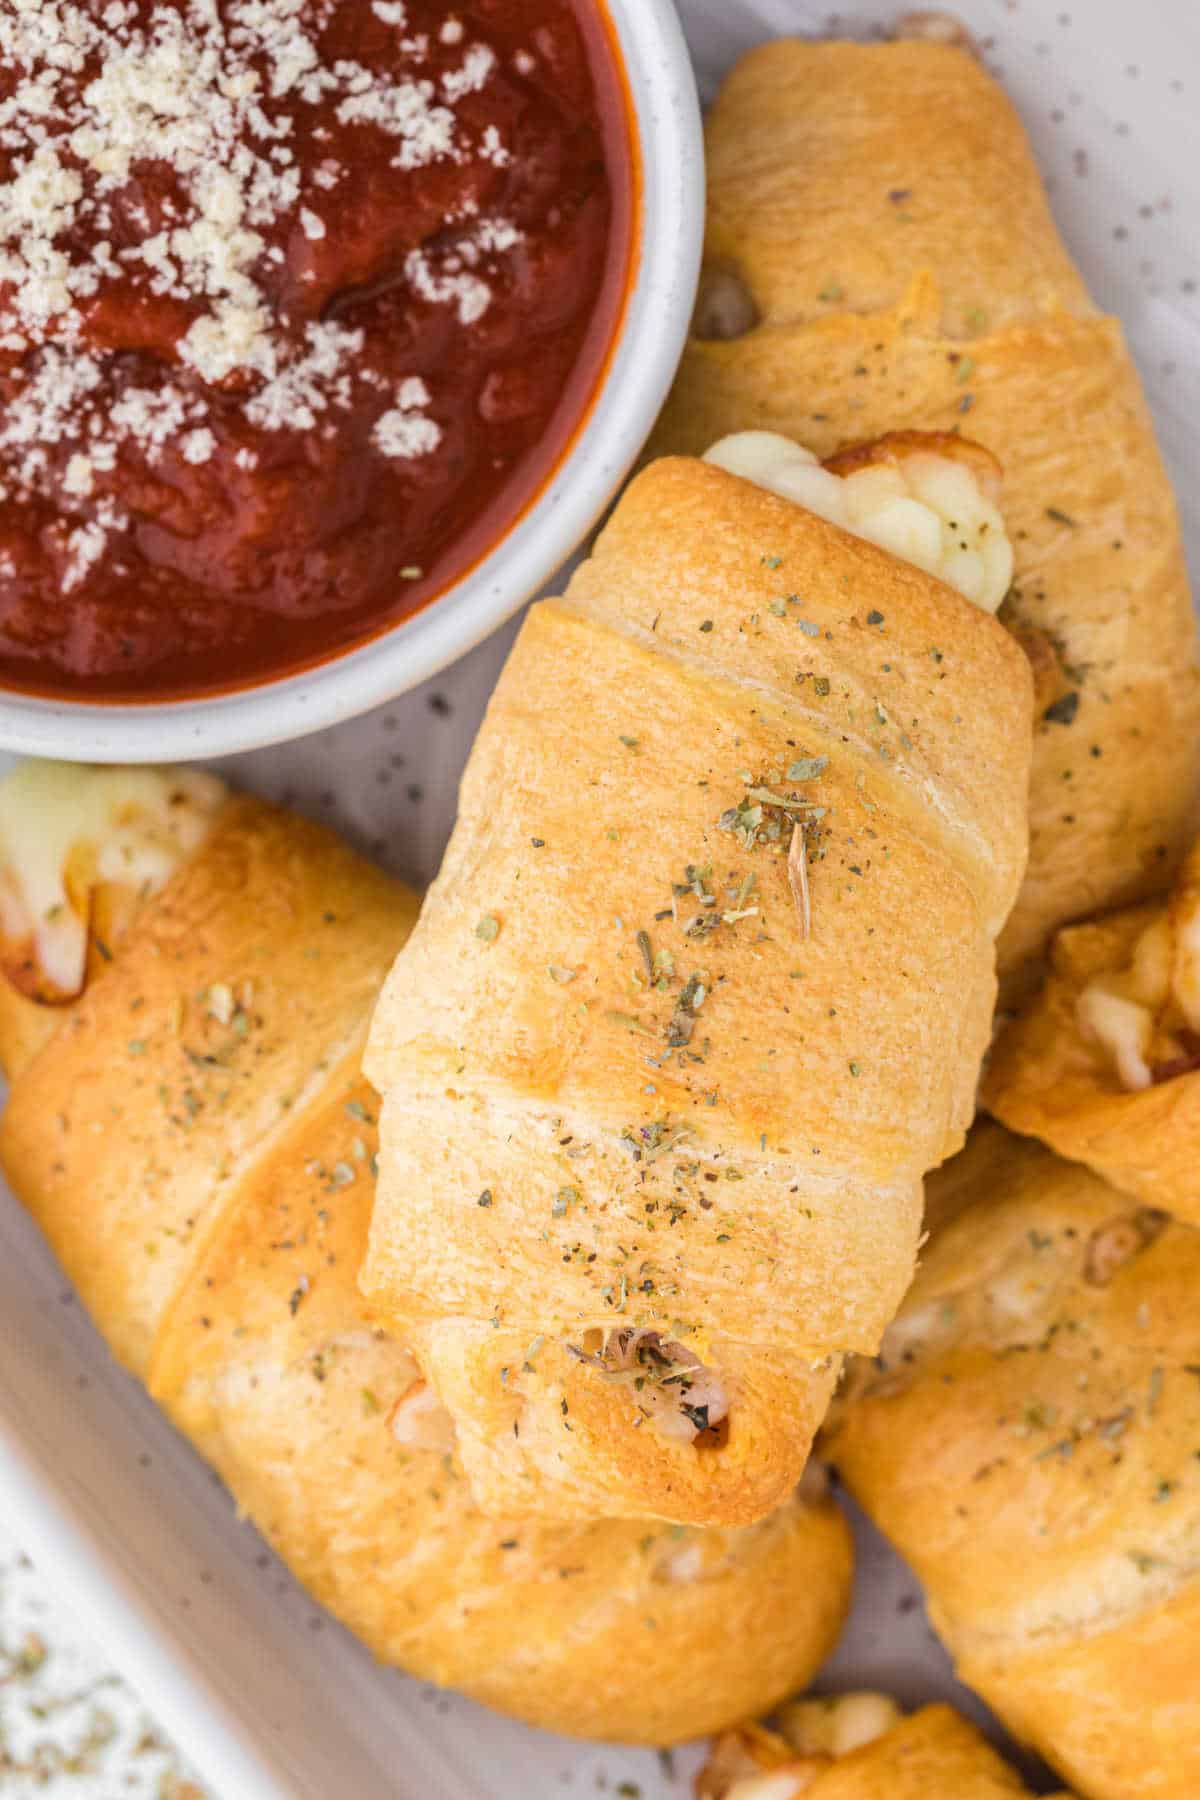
[985,837,1200,1221]
[0,764,852,1745]
[363,453,1031,1527]
[650,37,1200,992]
[827,1122,1200,1799]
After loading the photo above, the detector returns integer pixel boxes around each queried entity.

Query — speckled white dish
[0,0,704,765]
[0,3,1197,1798]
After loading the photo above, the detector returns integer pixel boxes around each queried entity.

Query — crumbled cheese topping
[180,426,216,464]
[705,430,1013,613]
[374,377,442,460]
[0,0,528,589]
[0,760,227,1001]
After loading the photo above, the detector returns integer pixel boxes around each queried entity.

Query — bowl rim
[0,0,704,764]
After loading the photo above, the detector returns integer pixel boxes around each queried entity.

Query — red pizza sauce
[0,0,635,700]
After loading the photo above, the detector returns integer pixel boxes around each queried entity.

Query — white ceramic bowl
[0,0,703,763]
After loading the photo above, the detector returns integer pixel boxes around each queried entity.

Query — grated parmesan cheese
[180,427,216,465]
[442,44,496,103]
[373,377,441,460]
[0,0,527,594]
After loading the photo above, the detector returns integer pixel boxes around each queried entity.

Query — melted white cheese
[705,430,1013,613]
[717,1693,903,1800]
[0,760,227,998]
[723,1773,809,1800]
[388,1380,457,1452]
[777,1692,902,1759]
[1074,909,1199,1093]
[1076,986,1156,1092]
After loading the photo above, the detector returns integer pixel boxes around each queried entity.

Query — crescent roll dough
[649,38,1200,989]
[698,1697,1071,1799]
[826,1122,1200,1800]
[984,838,1200,1222]
[0,772,852,1746]
[363,454,1032,1529]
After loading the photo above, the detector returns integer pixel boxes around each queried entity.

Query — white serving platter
[1,1,1198,1795]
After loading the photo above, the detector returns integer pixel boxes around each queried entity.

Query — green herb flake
[667,973,707,1048]
[475,914,501,943]
[636,928,655,983]
[478,1189,494,1208]
[606,1010,657,1038]
[1033,1437,1075,1463]
[1046,506,1077,527]
[699,619,714,633]
[548,964,578,984]
[361,1388,381,1416]
[10,1631,47,1678]
[787,756,829,781]
[618,734,640,750]
[761,554,784,570]
[866,609,885,627]
[818,281,844,302]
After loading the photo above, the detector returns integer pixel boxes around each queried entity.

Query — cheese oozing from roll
[705,430,1013,614]
[1076,888,1200,1090]
[699,1693,903,1799]
[0,761,227,1002]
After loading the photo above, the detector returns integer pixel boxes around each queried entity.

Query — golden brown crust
[363,454,1031,1527]
[828,1123,1200,1800]
[693,40,1089,338]
[983,886,1200,1224]
[650,39,1200,990]
[157,1065,853,1745]
[0,780,853,1745]
[0,795,406,1376]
